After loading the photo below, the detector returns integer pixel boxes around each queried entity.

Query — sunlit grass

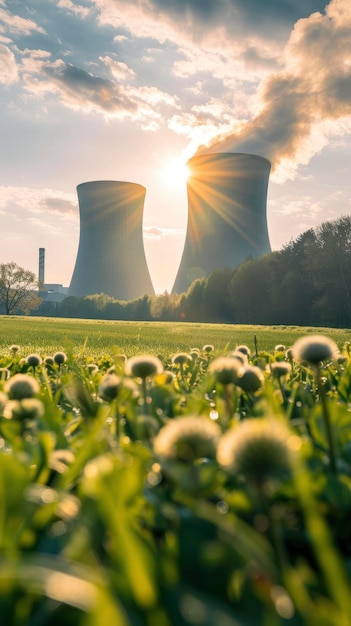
[0,316,349,359]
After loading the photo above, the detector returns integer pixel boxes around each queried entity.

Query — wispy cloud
[144,226,185,240]
[17,52,179,126]
[0,186,77,218]
[275,197,323,217]
[0,7,46,36]
[57,0,91,19]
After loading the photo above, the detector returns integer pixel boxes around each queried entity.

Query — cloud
[42,61,140,114]
[18,51,179,126]
[100,56,135,80]
[0,7,46,36]
[144,226,185,240]
[93,0,287,85]
[93,0,327,44]
[275,197,323,217]
[0,43,18,84]
[193,0,351,181]
[0,186,77,218]
[57,0,91,19]
[39,195,77,216]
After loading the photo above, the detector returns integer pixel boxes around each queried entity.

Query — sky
[0,0,351,294]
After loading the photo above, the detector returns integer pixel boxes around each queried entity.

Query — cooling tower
[68,181,154,300]
[172,153,271,294]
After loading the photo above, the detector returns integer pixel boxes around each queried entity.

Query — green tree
[273,230,318,325]
[230,256,274,324]
[150,292,181,320]
[84,292,115,311]
[314,217,351,326]
[203,269,234,322]
[0,262,42,315]
[181,278,206,321]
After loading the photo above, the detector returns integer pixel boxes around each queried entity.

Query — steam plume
[195,0,351,181]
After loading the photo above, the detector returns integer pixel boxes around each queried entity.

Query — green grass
[1,318,351,624]
[0,315,350,358]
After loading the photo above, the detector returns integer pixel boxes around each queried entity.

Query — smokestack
[68,180,155,300]
[38,247,45,286]
[172,153,271,294]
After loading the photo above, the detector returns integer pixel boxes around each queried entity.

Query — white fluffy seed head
[292,335,339,366]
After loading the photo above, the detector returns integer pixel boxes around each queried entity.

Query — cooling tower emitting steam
[68,181,154,300]
[172,153,271,294]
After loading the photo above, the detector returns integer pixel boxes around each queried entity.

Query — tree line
[2,215,351,327]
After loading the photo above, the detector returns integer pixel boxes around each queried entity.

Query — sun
[159,157,190,188]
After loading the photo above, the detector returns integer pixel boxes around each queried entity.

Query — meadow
[0,315,350,357]
[1,317,351,625]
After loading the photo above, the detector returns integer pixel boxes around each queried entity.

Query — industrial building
[172,153,271,294]
[37,248,68,305]
[68,180,154,300]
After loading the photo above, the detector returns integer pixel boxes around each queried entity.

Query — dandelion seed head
[154,415,221,462]
[54,352,67,365]
[209,357,245,385]
[4,373,40,399]
[228,350,248,365]
[237,366,264,393]
[99,373,123,402]
[190,348,201,358]
[172,352,192,366]
[236,345,251,357]
[270,362,292,379]
[26,353,42,368]
[217,418,295,483]
[292,335,339,366]
[125,355,163,379]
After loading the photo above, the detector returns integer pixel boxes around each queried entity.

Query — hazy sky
[1,0,350,294]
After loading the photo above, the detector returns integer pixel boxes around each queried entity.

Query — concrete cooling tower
[69,181,154,300]
[172,153,271,294]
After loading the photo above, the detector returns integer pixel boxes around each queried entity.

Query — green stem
[114,402,120,444]
[141,378,149,414]
[224,385,232,424]
[315,368,336,473]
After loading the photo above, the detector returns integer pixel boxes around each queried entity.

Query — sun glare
[159,158,189,188]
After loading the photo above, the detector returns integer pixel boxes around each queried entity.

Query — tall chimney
[38,247,45,286]
[172,153,271,293]
[68,180,155,299]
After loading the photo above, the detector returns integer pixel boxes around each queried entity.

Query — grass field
[0,315,350,358]
[1,316,351,624]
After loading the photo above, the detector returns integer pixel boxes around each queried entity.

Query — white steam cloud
[195,0,351,181]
